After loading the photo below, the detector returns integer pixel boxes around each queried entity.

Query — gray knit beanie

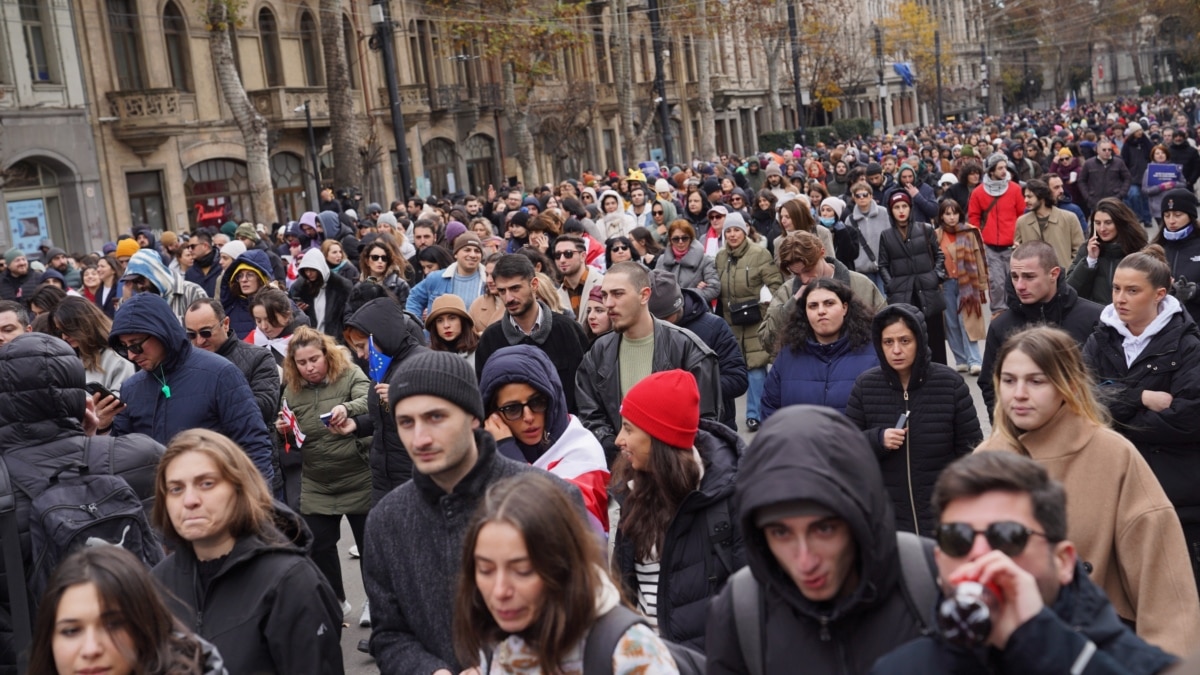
[387,350,485,420]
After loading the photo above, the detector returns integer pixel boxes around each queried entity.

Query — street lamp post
[296,101,321,211]
[648,0,674,166]
[369,0,413,201]
[788,0,805,146]
[875,25,887,135]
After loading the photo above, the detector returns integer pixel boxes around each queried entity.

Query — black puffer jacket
[0,334,163,671]
[614,419,745,652]
[706,407,927,674]
[1160,227,1200,322]
[344,298,428,504]
[845,304,982,536]
[877,220,947,317]
[216,334,280,426]
[1083,304,1200,535]
[870,561,1177,674]
[979,275,1102,416]
[153,504,344,675]
[676,288,749,431]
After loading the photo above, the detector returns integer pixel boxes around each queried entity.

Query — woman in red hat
[610,370,745,652]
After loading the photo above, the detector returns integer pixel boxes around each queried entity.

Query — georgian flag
[536,416,611,534]
[280,399,306,450]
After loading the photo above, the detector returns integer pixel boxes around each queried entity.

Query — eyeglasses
[935,521,1052,558]
[495,395,549,421]
[710,214,726,220]
[235,270,259,281]
[186,328,216,341]
[115,336,151,359]
[670,236,691,243]
[853,192,871,199]
[611,245,629,252]
[652,210,664,216]
[368,254,390,262]
[185,242,205,250]
[553,250,578,260]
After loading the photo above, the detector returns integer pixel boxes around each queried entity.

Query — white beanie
[820,196,846,219]
[219,240,247,261]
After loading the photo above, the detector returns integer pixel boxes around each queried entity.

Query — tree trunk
[319,0,362,192]
[207,1,276,225]
[765,42,784,132]
[695,0,716,160]
[1126,29,1147,89]
[613,0,639,169]
[502,62,538,188]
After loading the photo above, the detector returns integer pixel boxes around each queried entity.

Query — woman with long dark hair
[30,547,224,675]
[93,255,122,318]
[605,235,635,269]
[935,198,988,373]
[50,296,135,395]
[629,226,663,269]
[356,238,411,307]
[453,473,679,673]
[777,198,833,255]
[1066,197,1148,305]
[750,189,782,255]
[762,278,877,417]
[877,190,947,364]
[611,370,744,651]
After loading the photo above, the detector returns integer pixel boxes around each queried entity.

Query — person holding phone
[1065,198,1147,305]
[845,304,982,537]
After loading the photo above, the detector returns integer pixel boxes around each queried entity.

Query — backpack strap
[582,605,645,675]
[0,456,31,672]
[895,531,938,632]
[705,500,735,582]
[729,566,762,675]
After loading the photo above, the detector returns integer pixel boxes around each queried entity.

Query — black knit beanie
[387,350,485,421]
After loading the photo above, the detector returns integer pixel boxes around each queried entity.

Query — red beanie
[620,370,700,449]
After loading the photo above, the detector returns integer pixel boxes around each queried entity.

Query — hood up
[298,247,331,282]
[479,345,570,458]
[871,303,931,391]
[108,293,190,373]
[344,297,425,358]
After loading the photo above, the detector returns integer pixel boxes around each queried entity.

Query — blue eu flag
[368,335,392,383]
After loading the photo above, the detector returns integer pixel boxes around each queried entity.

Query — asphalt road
[336,354,994,673]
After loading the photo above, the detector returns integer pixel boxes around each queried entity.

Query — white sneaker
[969,364,982,375]
[348,545,360,559]
[955,363,968,372]
[341,599,352,618]
[359,600,371,627]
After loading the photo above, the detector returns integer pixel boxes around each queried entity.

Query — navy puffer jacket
[109,293,275,484]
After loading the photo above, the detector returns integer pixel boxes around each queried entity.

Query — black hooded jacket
[153,504,344,674]
[0,334,163,670]
[845,304,982,536]
[613,419,746,652]
[344,298,428,504]
[979,274,1102,416]
[676,288,748,431]
[706,406,927,674]
[869,561,1177,674]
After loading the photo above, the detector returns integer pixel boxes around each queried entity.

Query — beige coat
[1014,206,1085,270]
[976,408,1200,656]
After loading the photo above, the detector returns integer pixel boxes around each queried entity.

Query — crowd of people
[2,93,1200,673]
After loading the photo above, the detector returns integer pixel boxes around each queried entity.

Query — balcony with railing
[246,87,363,127]
[105,88,198,156]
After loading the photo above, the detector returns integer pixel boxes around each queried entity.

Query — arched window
[299,10,323,86]
[258,9,283,87]
[162,1,191,91]
[343,15,359,89]
[107,0,145,90]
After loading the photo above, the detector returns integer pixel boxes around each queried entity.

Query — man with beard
[473,254,589,413]
[553,235,602,325]
[1169,129,1200,189]
[968,153,1026,315]
[0,249,41,302]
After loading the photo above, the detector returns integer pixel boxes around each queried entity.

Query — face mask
[819,216,836,227]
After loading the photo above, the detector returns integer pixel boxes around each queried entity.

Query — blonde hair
[534,272,564,312]
[990,326,1110,450]
[282,325,354,392]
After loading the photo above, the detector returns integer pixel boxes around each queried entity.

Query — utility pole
[369,0,413,201]
[934,30,944,122]
[875,25,887,135]
[787,0,805,145]
[648,0,674,165]
[1022,49,1030,110]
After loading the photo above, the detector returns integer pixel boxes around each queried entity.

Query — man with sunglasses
[101,293,277,491]
[871,452,1177,674]
[121,249,208,324]
[554,235,603,327]
[183,232,221,296]
[184,298,279,427]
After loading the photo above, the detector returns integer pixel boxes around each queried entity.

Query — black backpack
[583,604,705,675]
[4,436,163,612]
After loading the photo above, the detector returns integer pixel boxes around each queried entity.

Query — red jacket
[968,181,1025,247]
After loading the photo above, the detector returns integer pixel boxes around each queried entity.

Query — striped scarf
[949,221,985,317]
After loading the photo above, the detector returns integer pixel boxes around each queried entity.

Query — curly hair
[779,277,873,355]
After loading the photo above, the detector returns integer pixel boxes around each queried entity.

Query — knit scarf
[948,222,984,318]
[982,173,1010,197]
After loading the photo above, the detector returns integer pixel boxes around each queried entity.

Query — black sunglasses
[652,210,664,215]
[186,328,216,341]
[611,245,629,252]
[670,235,691,243]
[553,250,578,260]
[115,336,151,359]
[369,254,390,262]
[936,521,1051,558]
[495,395,549,421]
[853,192,871,199]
